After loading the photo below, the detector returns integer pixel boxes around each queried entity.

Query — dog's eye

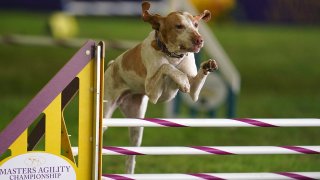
[194,23,199,28]
[175,24,185,29]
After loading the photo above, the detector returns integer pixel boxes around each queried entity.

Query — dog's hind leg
[103,100,118,131]
[119,94,148,174]
[125,127,144,174]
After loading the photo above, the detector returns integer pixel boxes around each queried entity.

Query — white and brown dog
[104,1,218,174]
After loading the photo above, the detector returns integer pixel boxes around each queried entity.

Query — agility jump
[101,117,320,180]
[0,40,105,180]
[0,1,319,179]
[0,40,319,180]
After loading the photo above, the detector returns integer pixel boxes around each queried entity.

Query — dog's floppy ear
[195,10,211,22]
[142,1,162,30]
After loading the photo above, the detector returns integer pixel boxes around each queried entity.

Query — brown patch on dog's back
[122,44,147,78]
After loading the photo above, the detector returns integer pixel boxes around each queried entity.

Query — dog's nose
[193,36,203,46]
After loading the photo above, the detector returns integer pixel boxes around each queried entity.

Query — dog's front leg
[146,64,190,104]
[189,59,218,101]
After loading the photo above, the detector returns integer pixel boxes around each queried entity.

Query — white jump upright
[101,118,320,180]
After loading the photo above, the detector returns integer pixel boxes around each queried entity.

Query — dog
[103,1,218,174]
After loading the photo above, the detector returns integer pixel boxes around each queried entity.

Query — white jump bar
[102,172,320,180]
[103,118,320,127]
[71,146,320,156]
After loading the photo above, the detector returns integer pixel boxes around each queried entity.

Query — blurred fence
[236,0,320,24]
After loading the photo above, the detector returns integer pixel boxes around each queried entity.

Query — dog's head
[142,1,211,54]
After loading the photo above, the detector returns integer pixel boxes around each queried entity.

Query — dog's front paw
[179,83,190,93]
[178,76,190,93]
[201,59,218,75]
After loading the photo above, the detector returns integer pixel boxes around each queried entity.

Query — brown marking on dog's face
[160,12,183,44]
[122,44,147,78]
[142,2,211,54]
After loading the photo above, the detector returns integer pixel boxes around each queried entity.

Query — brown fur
[194,10,211,22]
[122,44,147,78]
[151,40,161,51]
[160,12,183,44]
[111,63,125,89]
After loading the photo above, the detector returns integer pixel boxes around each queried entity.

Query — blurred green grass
[0,11,319,174]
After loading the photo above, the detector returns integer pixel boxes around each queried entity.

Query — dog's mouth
[180,44,203,53]
[192,44,203,53]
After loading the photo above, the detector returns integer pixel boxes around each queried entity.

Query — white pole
[102,146,320,156]
[72,146,320,156]
[102,172,320,180]
[93,44,102,180]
